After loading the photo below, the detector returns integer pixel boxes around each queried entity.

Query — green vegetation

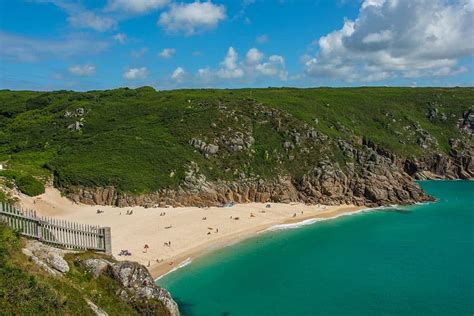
[0,87,473,195]
[16,175,45,196]
[0,223,94,315]
[0,223,166,315]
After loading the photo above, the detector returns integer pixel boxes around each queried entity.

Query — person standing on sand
[144,244,149,253]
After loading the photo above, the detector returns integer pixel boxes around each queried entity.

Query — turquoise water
[158,181,474,315]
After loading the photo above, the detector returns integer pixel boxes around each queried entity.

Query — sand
[18,188,365,279]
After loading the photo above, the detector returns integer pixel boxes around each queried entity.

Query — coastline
[153,205,369,280]
[17,187,366,279]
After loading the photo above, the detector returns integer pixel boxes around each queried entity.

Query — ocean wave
[266,208,372,231]
[155,257,192,281]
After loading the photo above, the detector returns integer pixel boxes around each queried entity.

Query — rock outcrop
[22,240,71,276]
[21,240,179,316]
[83,259,179,316]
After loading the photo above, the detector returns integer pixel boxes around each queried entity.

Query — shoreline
[17,187,366,280]
[153,205,370,280]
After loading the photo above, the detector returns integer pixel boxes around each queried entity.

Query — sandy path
[18,188,365,279]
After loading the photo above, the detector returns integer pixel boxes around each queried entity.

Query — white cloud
[159,48,176,58]
[123,67,148,80]
[67,11,116,32]
[255,55,288,80]
[194,47,288,83]
[131,47,148,58]
[256,34,269,44]
[158,1,226,35]
[0,31,108,62]
[304,0,474,82]
[69,64,96,76]
[35,0,117,32]
[217,47,244,79]
[113,33,127,44]
[246,48,264,64]
[107,0,169,14]
[171,67,186,82]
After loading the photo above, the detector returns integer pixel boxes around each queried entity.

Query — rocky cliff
[65,104,473,208]
[1,88,473,208]
[22,240,180,316]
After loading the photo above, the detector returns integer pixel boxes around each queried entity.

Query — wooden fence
[0,202,111,254]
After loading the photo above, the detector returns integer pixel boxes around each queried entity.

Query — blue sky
[1,0,473,91]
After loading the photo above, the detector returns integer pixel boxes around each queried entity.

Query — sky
[0,0,473,91]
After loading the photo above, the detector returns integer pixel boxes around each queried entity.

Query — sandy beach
[18,188,365,279]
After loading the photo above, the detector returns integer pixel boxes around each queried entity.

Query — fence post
[103,227,112,255]
[37,218,43,240]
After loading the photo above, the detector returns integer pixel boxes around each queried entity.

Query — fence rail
[0,202,111,254]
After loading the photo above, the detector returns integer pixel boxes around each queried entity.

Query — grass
[0,87,472,196]
[0,223,168,315]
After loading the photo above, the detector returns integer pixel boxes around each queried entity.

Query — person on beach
[143,244,149,253]
[293,213,297,217]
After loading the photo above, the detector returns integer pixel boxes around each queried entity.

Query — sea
[157,181,474,316]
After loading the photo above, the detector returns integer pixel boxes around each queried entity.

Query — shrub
[16,175,45,196]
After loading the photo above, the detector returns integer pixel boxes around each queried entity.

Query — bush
[16,175,45,196]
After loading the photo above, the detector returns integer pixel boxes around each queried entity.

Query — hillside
[0,223,178,315]
[0,87,473,207]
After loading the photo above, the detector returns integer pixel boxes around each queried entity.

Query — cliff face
[65,107,473,208]
[2,88,473,208]
[66,139,436,208]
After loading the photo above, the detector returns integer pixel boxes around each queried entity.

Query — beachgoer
[144,244,149,253]
[293,213,296,217]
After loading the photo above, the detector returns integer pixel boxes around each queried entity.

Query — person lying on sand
[250,213,255,217]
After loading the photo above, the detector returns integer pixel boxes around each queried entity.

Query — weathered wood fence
[0,202,111,254]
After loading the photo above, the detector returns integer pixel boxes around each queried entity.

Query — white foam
[155,257,192,281]
[266,208,372,231]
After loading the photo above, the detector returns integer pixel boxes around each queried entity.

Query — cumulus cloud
[171,67,186,82]
[158,1,226,35]
[246,48,264,64]
[195,47,288,83]
[69,64,96,76]
[113,33,127,44]
[123,67,148,80]
[159,48,176,58]
[107,0,169,14]
[0,31,108,62]
[304,0,474,82]
[255,55,288,80]
[217,47,244,79]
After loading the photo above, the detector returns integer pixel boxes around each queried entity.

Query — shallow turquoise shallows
[157,181,474,316]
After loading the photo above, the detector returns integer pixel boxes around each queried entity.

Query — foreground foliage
[0,224,165,315]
